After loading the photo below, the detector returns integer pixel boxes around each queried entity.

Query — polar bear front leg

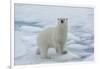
[56,44,62,55]
[60,42,67,54]
[56,42,67,55]
[61,45,67,54]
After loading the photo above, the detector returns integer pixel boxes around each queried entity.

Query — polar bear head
[57,18,68,24]
[57,18,68,30]
[58,18,68,26]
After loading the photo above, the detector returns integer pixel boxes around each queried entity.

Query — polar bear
[37,18,68,58]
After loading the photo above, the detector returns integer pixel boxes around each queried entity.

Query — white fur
[37,18,68,58]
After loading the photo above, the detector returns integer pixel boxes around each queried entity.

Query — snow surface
[14,4,94,65]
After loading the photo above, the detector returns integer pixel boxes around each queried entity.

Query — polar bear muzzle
[61,19,64,23]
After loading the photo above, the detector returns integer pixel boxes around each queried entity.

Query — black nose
[61,20,64,23]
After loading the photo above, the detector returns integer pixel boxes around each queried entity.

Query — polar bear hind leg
[39,44,48,58]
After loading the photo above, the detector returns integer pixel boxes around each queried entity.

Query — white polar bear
[37,18,68,58]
